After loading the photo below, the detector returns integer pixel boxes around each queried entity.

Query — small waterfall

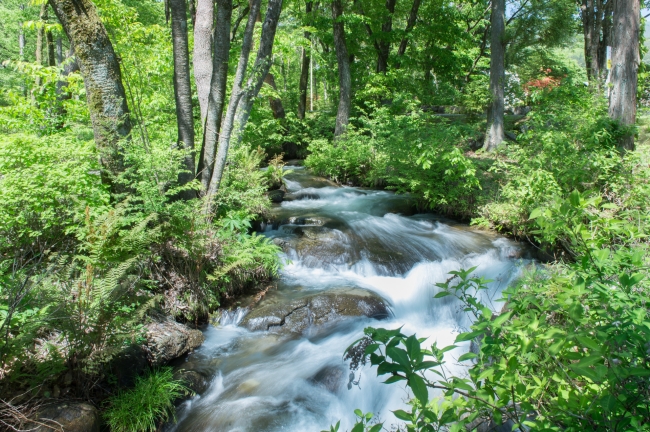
[218,308,249,326]
[168,167,530,432]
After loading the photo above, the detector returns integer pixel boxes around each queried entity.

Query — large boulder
[29,401,100,432]
[144,317,204,366]
[240,288,391,335]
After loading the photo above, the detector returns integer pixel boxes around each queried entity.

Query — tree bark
[199,0,233,193]
[169,0,196,196]
[376,0,396,73]
[598,0,613,81]
[36,4,46,67]
[297,1,313,120]
[609,0,639,151]
[332,0,351,137]
[49,0,132,185]
[232,0,284,138]
[483,0,505,152]
[264,73,286,119]
[203,0,262,213]
[193,0,214,125]
[396,0,420,58]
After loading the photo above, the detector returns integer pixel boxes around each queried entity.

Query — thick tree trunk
[49,0,132,185]
[483,0,505,152]
[264,73,286,119]
[193,0,214,125]
[332,0,351,137]
[376,0,396,73]
[203,0,262,213]
[396,0,420,58]
[609,0,639,151]
[199,0,233,193]
[232,0,284,141]
[297,1,313,120]
[169,0,196,196]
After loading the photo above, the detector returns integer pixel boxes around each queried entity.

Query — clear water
[167,167,529,432]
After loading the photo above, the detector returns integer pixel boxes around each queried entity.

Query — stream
[167,166,531,432]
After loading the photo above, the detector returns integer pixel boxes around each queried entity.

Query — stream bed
[167,166,531,432]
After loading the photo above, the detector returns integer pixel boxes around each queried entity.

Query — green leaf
[393,409,412,421]
[458,352,478,361]
[529,208,543,220]
[408,373,429,404]
[434,291,451,298]
[384,375,406,384]
[387,347,412,371]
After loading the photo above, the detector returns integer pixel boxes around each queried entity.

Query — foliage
[306,100,480,215]
[344,183,650,430]
[104,367,190,432]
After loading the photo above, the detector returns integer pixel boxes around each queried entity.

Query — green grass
[104,368,190,432]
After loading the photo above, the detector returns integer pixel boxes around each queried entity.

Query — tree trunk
[264,73,286,119]
[199,0,233,193]
[56,36,63,65]
[169,0,196,197]
[203,0,262,213]
[483,0,505,152]
[609,0,639,151]
[232,0,284,141]
[297,1,313,120]
[36,4,46,67]
[396,0,420,58]
[193,0,214,125]
[598,0,613,81]
[376,0,396,73]
[582,0,599,81]
[56,44,78,101]
[49,0,132,186]
[332,0,351,137]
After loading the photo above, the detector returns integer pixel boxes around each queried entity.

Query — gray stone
[267,189,285,203]
[240,288,391,335]
[144,317,204,366]
[310,365,345,393]
[173,369,209,395]
[29,401,100,432]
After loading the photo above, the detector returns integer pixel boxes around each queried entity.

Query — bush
[104,368,190,432]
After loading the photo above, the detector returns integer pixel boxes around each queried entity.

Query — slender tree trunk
[49,0,132,186]
[396,0,420,58]
[297,1,313,120]
[169,0,196,196]
[582,0,602,82]
[332,0,351,137]
[232,0,284,141]
[46,11,55,67]
[199,0,233,193]
[36,4,46,66]
[56,36,63,65]
[264,73,286,119]
[483,0,505,152]
[193,0,214,125]
[609,0,639,151]
[56,44,78,101]
[19,27,25,60]
[598,0,613,81]
[203,0,262,213]
[376,0,396,73]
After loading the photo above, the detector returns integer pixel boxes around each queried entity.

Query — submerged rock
[29,401,100,432]
[240,288,390,335]
[267,189,285,203]
[144,316,204,366]
[173,369,209,395]
[309,365,345,393]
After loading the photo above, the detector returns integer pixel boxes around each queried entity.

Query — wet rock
[267,189,285,203]
[240,288,390,335]
[144,316,204,366]
[310,365,345,393]
[173,369,209,394]
[109,344,149,387]
[29,401,100,432]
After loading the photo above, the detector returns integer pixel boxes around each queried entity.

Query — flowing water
[168,167,531,432]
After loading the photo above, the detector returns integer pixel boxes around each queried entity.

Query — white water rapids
[167,167,530,432]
